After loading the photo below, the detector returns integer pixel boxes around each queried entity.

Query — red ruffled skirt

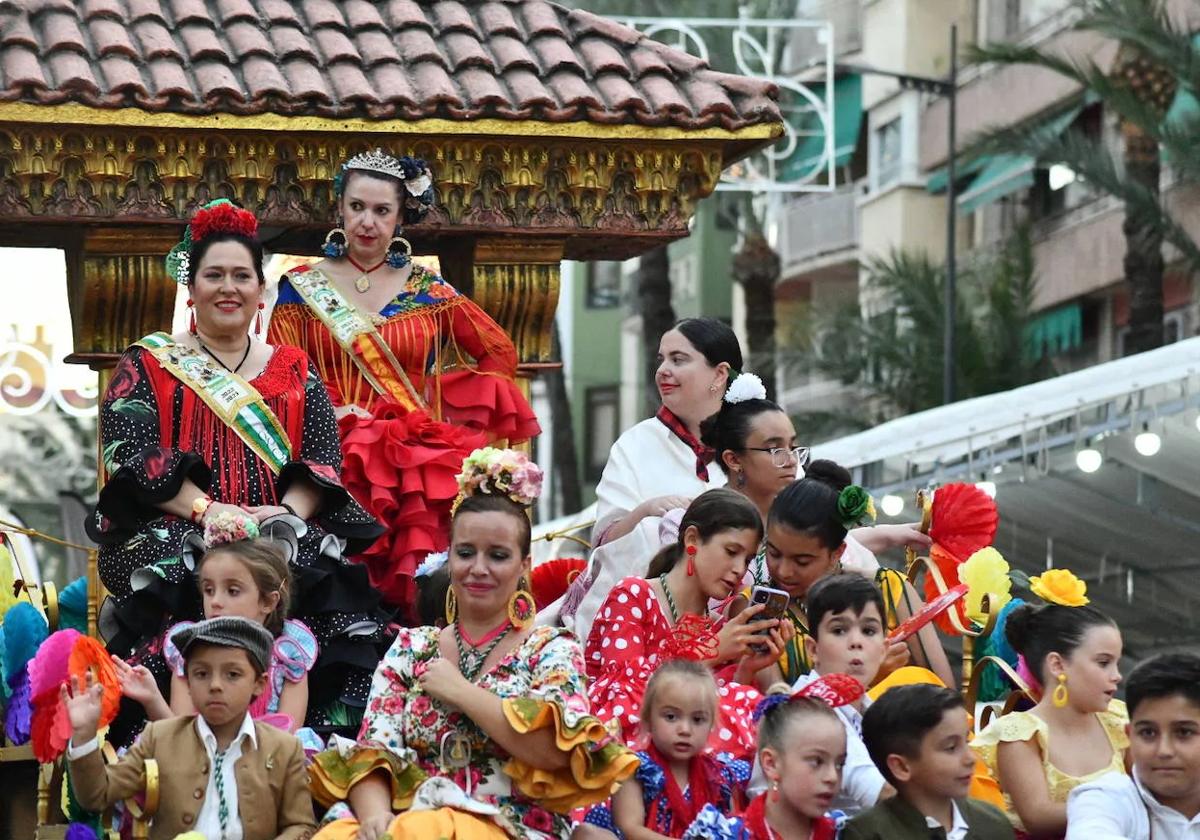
[436,369,541,443]
[338,403,487,618]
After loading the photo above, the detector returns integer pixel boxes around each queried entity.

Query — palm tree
[801,229,1049,421]
[732,228,782,401]
[966,0,1200,355]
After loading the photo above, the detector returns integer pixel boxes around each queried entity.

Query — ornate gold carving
[472,240,563,363]
[74,228,179,356]
[0,126,725,250]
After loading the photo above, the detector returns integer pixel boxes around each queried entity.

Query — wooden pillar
[471,239,563,365]
[68,228,180,359]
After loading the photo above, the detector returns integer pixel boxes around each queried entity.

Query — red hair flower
[190,200,258,243]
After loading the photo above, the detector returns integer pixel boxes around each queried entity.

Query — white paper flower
[405,172,433,196]
[724,372,767,404]
[415,550,448,579]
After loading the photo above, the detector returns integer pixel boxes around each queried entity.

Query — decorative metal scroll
[621,13,839,193]
[0,340,98,418]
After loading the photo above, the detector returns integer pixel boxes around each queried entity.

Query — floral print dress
[309,625,637,839]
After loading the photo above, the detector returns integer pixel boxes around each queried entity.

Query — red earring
[255,301,265,336]
[685,544,697,576]
[187,298,196,335]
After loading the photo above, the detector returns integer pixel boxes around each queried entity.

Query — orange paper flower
[1030,568,1089,607]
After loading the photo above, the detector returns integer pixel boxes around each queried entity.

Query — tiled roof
[0,0,779,131]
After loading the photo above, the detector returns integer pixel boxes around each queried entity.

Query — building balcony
[776,182,861,282]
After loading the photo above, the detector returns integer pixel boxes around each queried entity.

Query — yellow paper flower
[959,547,1012,623]
[1030,568,1089,606]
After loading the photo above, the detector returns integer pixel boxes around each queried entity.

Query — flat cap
[170,616,274,673]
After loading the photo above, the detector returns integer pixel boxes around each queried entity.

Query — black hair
[805,573,885,639]
[1004,602,1117,685]
[187,232,266,286]
[1126,653,1200,717]
[416,563,452,628]
[646,488,763,578]
[340,169,429,226]
[757,682,841,753]
[862,683,965,786]
[673,317,743,372]
[699,397,787,476]
[767,460,854,550]
[451,493,532,556]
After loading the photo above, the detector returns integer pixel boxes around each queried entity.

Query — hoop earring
[322,226,347,258]
[507,578,536,628]
[1052,673,1069,708]
[685,544,697,577]
[385,234,412,269]
[444,587,457,624]
[255,301,265,336]
[186,298,196,335]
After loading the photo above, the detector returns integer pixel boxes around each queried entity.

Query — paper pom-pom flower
[959,547,1012,624]
[929,483,998,562]
[69,635,121,724]
[58,576,89,634]
[64,822,98,840]
[2,601,48,684]
[923,544,967,635]
[978,598,1025,702]
[29,629,80,699]
[0,543,17,622]
[27,630,121,762]
[4,667,31,744]
[1030,568,1089,606]
[724,372,767,404]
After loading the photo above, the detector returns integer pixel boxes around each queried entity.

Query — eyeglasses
[744,446,811,468]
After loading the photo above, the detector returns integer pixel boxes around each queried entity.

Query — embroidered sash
[135,332,292,474]
[285,268,424,411]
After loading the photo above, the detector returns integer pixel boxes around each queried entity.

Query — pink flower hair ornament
[451,447,544,515]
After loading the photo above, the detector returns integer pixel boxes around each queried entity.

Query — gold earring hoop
[1052,673,1069,708]
[445,587,457,624]
[507,577,536,628]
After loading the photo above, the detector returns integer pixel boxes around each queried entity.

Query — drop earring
[1052,673,1069,708]
[255,301,265,336]
[685,544,697,576]
[187,298,196,335]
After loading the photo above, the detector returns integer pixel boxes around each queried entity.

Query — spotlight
[880,494,904,517]
[975,481,997,499]
[1134,430,1162,457]
[1076,448,1103,473]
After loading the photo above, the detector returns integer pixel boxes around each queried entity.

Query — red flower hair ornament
[165,199,259,284]
[752,672,865,722]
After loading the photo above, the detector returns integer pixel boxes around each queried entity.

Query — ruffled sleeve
[162,620,198,677]
[274,619,319,682]
[307,628,436,810]
[86,347,210,543]
[500,626,638,813]
[1099,698,1130,753]
[971,710,1046,781]
[634,750,664,802]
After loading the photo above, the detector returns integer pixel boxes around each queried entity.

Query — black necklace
[196,336,253,375]
[453,622,511,682]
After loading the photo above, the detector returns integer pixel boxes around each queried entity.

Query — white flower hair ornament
[451,447,545,515]
[724,372,767,405]
[415,551,448,579]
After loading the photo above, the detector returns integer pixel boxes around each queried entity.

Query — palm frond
[1075,0,1200,90]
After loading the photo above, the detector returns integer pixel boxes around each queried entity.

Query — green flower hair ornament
[837,485,877,529]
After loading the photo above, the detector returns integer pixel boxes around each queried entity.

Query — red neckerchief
[645,745,723,837]
[741,793,837,840]
[656,406,715,481]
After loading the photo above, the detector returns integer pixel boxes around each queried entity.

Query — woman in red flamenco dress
[268,150,539,620]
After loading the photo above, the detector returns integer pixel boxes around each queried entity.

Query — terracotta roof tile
[179,25,227,63]
[0,0,779,131]
[89,17,139,58]
[39,11,87,53]
[314,27,361,64]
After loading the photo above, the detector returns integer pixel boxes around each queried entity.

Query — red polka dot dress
[584,576,762,760]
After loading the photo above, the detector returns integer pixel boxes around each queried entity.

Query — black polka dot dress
[87,343,392,732]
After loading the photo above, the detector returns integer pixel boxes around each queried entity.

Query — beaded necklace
[657,574,681,624]
[453,621,511,682]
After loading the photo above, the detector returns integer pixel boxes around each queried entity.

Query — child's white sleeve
[839,724,886,810]
[1065,772,1148,840]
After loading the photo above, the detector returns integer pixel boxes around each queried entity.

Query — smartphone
[748,585,789,652]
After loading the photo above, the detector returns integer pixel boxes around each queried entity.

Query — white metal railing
[777,183,860,272]
[0,341,98,418]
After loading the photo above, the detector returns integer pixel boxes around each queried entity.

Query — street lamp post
[835,24,959,404]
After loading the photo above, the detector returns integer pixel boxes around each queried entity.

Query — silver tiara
[345,148,409,181]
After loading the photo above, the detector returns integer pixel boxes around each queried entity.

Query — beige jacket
[69,716,315,840]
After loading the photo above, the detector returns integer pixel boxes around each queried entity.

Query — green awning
[781,74,863,181]
[1025,303,1083,359]
[1164,34,1200,130]
[926,103,1084,212]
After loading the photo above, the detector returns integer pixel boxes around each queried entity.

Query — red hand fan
[890,583,969,643]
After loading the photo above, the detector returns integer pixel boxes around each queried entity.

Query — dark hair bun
[805,459,852,492]
[1003,602,1040,655]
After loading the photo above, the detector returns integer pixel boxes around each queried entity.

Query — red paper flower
[190,201,258,243]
